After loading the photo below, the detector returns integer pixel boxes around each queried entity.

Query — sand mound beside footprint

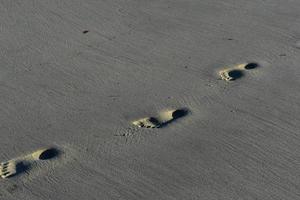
[132,109,188,128]
[0,148,59,179]
[219,63,259,81]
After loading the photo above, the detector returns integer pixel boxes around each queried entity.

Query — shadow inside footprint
[244,63,259,70]
[8,162,31,178]
[160,109,189,128]
[228,70,244,80]
[172,109,189,119]
[38,148,60,160]
[147,117,160,128]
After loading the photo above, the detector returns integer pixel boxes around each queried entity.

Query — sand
[0,0,300,199]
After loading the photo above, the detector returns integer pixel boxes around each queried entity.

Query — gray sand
[0,0,300,199]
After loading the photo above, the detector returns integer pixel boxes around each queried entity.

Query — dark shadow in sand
[244,63,259,70]
[16,162,30,175]
[159,108,189,128]
[5,162,30,178]
[146,117,160,128]
[39,148,60,160]
[228,70,244,80]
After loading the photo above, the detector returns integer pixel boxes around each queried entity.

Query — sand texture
[0,0,300,199]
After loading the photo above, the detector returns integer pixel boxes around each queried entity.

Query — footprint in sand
[0,148,59,179]
[132,109,188,128]
[219,63,259,81]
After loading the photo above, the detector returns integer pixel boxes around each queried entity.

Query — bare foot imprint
[0,148,59,179]
[132,109,189,128]
[219,63,259,81]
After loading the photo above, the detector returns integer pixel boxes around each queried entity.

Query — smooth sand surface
[1,0,300,199]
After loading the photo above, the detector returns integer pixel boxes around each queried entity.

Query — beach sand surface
[0,0,300,199]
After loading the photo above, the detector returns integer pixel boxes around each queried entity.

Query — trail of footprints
[130,62,260,131]
[1,62,260,179]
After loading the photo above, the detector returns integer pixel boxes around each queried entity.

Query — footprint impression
[132,109,188,128]
[219,63,259,81]
[0,148,59,179]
